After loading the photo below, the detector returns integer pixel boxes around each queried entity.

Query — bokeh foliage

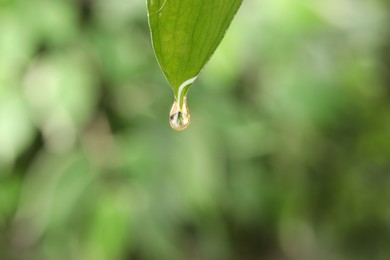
[1,0,390,259]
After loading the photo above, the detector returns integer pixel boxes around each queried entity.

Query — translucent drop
[169,97,190,131]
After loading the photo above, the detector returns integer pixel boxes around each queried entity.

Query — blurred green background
[1,0,390,259]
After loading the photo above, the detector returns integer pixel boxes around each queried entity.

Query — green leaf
[147,0,243,105]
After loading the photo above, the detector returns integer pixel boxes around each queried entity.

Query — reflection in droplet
[169,96,190,131]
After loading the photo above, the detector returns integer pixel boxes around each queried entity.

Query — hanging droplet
[169,96,190,131]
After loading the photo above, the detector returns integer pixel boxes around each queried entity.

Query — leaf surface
[147,0,243,103]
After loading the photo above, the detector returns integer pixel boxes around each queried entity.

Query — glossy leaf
[147,0,243,105]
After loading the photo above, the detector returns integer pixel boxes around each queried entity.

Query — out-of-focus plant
[1,0,390,260]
